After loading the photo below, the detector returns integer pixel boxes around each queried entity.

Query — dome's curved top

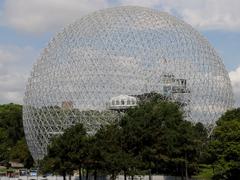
[23,6,233,160]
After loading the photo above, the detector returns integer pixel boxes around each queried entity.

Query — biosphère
[23,6,233,161]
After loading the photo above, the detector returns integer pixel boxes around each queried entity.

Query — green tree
[40,93,207,179]
[0,103,33,167]
[120,96,205,178]
[208,108,240,179]
[41,136,74,180]
[94,124,140,180]
[9,138,34,168]
[0,128,10,161]
[0,104,24,144]
[41,123,87,180]
[64,123,88,180]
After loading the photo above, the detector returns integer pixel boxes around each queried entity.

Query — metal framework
[23,6,233,161]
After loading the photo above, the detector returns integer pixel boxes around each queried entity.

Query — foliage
[0,128,10,161]
[192,164,213,180]
[41,124,87,179]
[41,94,207,179]
[0,103,33,167]
[94,124,141,178]
[9,138,34,168]
[120,97,206,177]
[0,103,24,144]
[208,108,240,179]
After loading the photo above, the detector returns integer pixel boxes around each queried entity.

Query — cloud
[0,45,37,104]
[120,0,240,31]
[169,0,240,31]
[229,66,240,107]
[0,74,27,103]
[0,0,109,33]
[119,0,160,7]
[1,0,240,33]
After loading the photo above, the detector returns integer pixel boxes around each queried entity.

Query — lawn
[193,164,214,180]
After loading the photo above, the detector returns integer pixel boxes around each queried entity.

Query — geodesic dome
[23,6,233,161]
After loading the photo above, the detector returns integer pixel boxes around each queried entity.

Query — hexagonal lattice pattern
[23,6,233,161]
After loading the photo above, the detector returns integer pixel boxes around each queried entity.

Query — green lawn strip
[193,164,213,180]
[0,167,16,173]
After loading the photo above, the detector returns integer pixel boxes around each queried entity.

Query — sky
[0,0,239,106]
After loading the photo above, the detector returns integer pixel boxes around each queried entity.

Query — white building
[108,95,137,110]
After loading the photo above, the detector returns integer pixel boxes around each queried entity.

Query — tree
[208,108,240,179]
[0,103,33,167]
[0,104,24,144]
[93,124,140,180]
[41,123,87,180]
[9,138,34,168]
[64,123,88,180]
[0,128,10,161]
[120,96,205,178]
[41,136,74,180]
[40,93,207,179]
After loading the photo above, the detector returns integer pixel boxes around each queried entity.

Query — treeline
[0,103,33,167]
[1,96,240,179]
[40,95,209,179]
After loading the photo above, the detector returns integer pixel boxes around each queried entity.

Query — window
[116,100,119,105]
[132,99,135,104]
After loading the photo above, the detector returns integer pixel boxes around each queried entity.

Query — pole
[185,152,188,180]
[37,160,39,180]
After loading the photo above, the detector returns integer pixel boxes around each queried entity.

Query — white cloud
[229,66,240,107]
[0,74,27,103]
[120,0,160,7]
[170,0,240,31]
[1,0,240,33]
[1,0,109,33]
[120,0,240,31]
[0,49,16,63]
[0,45,37,104]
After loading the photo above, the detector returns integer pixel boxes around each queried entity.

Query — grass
[0,167,15,173]
[193,164,214,180]
[0,167,7,173]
